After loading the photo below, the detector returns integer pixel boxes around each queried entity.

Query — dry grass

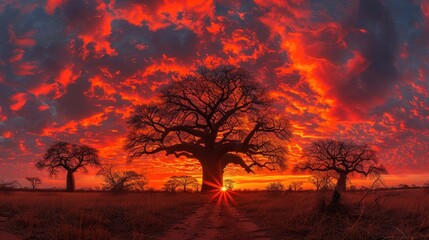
[1,190,428,240]
[0,192,208,240]
[233,189,429,239]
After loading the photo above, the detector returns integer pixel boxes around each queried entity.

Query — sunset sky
[0,0,428,190]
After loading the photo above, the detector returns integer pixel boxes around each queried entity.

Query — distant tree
[192,181,201,192]
[171,176,199,192]
[398,184,409,189]
[125,66,292,192]
[308,172,335,191]
[36,141,100,192]
[163,177,180,192]
[289,181,303,191]
[97,164,146,192]
[224,179,235,190]
[0,180,20,193]
[26,177,42,190]
[295,139,387,206]
[266,182,284,191]
[424,181,429,188]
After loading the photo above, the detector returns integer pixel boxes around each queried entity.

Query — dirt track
[0,216,21,240]
[158,201,271,240]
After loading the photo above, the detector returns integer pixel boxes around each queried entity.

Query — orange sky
[0,0,428,190]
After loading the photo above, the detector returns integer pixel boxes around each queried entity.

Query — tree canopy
[36,141,100,192]
[126,66,291,191]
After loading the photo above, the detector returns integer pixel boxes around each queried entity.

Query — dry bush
[234,189,429,239]
[0,192,208,239]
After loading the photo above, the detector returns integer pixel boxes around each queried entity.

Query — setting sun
[221,186,227,192]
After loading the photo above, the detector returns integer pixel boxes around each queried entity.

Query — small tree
[289,181,303,191]
[424,181,429,188]
[295,139,386,206]
[36,141,100,192]
[0,180,20,193]
[164,177,180,192]
[172,176,199,192]
[224,179,235,190]
[266,182,284,191]
[97,164,146,192]
[26,177,42,190]
[308,172,334,191]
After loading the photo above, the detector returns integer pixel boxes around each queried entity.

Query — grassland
[234,189,429,239]
[0,192,208,240]
[0,189,428,239]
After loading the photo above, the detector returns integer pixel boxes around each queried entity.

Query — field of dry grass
[0,192,208,240]
[1,189,428,240]
[234,189,429,239]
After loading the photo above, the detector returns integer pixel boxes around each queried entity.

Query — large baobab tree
[295,139,387,205]
[36,141,100,192]
[26,177,42,190]
[126,66,291,192]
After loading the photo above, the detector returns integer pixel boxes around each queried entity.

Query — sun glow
[221,186,227,191]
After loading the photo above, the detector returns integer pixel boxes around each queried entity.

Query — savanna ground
[0,189,428,240]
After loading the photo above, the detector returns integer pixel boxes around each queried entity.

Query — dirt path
[0,217,22,240]
[158,202,271,240]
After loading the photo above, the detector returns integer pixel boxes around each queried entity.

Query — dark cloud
[334,0,399,107]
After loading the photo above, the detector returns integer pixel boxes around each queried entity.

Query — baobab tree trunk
[66,170,75,192]
[331,172,347,206]
[201,160,223,192]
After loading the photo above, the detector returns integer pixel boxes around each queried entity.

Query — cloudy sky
[0,0,428,189]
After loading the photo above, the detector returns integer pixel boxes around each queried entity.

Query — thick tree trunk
[331,172,347,206]
[66,170,75,192]
[201,160,223,192]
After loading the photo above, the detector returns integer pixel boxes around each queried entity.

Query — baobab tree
[97,164,146,192]
[26,177,42,190]
[163,177,180,192]
[172,176,199,192]
[295,139,386,205]
[126,66,291,192]
[36,141,100,192]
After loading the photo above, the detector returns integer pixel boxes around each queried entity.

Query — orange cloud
[10,92,28,111]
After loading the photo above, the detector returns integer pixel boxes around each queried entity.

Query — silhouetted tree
[172,175,199,192]
[308,172,334,191]
[224,179,235,190]
[36,141,100,192]
[424,181,429,188]
[0,180,20,193]
[126,66,291,192]
[295,139,386,205]
[289,181,303,191]
[266,182,284,191]
[192,181,201,192]
[163,177,180,192]
[97,164,146,192]
[26,177,41,190]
